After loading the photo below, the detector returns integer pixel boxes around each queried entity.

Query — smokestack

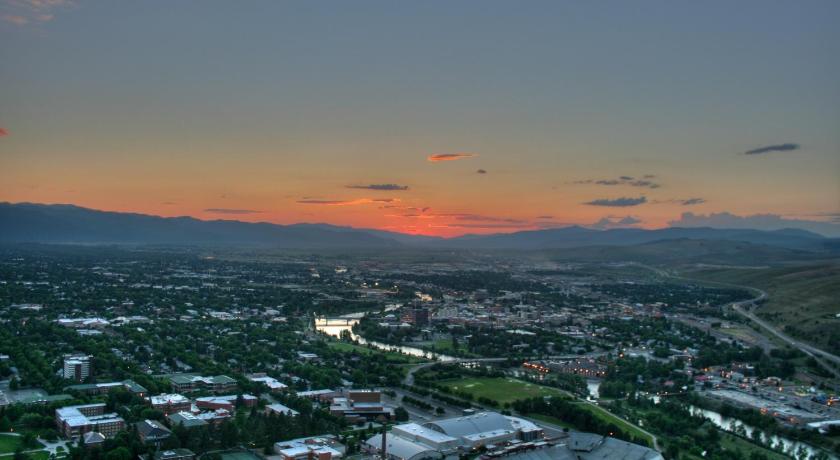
[381,424,387,460]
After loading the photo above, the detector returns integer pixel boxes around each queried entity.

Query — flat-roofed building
[296,389,336,402]
[149,394,191,415]
[273,435,345,460]
[365,433,442,460]
[364,412,543,458]
[153,449,196,460]
[483,433,662,460]
[330,390,395,422]
[195,394,257,411]
[167,411,209,429]
[55,403,125,439]
[63,354,92,382]
[65,379,147,397]
[169,374,237,393]
[391,423,459,452]
[247,373,289,393]
[265,403,300,417]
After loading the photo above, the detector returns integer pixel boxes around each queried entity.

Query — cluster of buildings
[149,392,259,428]
[527,358,607,379]
[169,374,238,393]
[361,411,662,460]
[270,436,346,460]
[329,390,395,422]
[66,379,148,397]
[363,412,543,459]
[54,387,261,441]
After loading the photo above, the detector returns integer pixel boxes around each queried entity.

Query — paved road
[731,296,840,379]
[633,263,840,380]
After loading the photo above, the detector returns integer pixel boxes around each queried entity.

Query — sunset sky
[1,1,839,237]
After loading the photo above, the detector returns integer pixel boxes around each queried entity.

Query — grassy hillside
[684,261,840,355]
[546,239,823,266]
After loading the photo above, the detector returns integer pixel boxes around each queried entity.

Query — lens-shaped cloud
[743,143,800,155]
[204,208,263,214]
[584,196,647,207]
[345,184,409,191]
[427,153,478,162]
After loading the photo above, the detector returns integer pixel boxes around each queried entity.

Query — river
[687,405,836,460]
[315,317,458,362]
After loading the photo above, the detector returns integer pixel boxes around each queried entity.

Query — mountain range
[1,202,836,253]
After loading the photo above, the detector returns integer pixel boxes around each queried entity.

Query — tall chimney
[381,424,387,460]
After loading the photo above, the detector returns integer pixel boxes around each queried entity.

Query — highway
[731,294,840,379]
[632,263,840,380]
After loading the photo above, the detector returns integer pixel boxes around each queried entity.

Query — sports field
[440,377,566,404]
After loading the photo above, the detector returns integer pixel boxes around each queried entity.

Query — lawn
[0,434,22,455]
[719,432,789,460]
[525,413,575,429]
[25,451,50,460]
[219,451,262,460]
[0,434,48,460]
[440,377,566,405]
[576,402,654,446]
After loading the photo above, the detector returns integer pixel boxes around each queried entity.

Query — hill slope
[0,202,399,248]
[684,263,840,356]
[0,202,835,254]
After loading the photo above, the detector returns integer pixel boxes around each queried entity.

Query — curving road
[632,263,840,379]
[730,293,840,378]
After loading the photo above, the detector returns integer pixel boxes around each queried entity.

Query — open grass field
[524,413,575,430]
[0,435,22,455]
[579,402,654,446]
[684,261,840,355]
[440,377,566,405]
[718,432,790,460]
[219,451,262,460]
[0,434,48,460]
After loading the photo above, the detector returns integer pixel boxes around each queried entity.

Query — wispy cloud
[743,143,800,155]
[1,0,71,26]
[427,153,478,162]
[1,14,27,25]
[297,198,399,206]
[802,212,840,223]
[438,223,528,229]
[0,127,8,137]
[584,196,647,207]
[204,208,262,215]
[450,214,526,224]
[679,198,705,206]
[590,215,642,229]
[345,183,409,191]
[670,211,840,237]
[476,169,487,174]
[574,175,660,189]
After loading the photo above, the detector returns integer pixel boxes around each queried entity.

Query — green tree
[104,447,133,460]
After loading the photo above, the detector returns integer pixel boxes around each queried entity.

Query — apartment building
[62,354,92,382]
